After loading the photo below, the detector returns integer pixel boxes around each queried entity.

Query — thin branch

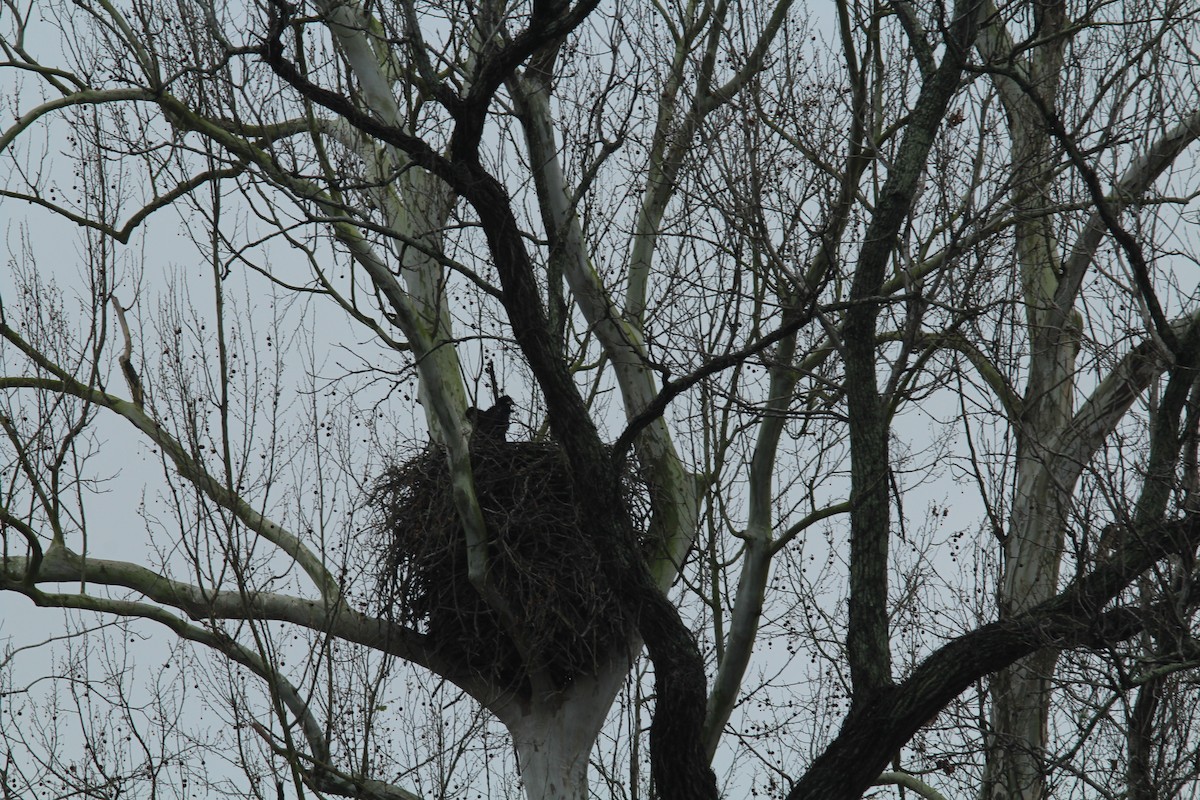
[0,364,343,603]
[987,63,1186,354]
[0,545,497,708]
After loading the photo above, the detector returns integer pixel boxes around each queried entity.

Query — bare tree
[3,1,1200,799]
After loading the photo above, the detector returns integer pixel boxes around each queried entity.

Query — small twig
[983,64,1180,355]
[486,360,503,403]
[612,300,818,464]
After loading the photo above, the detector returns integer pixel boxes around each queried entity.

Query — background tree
[3,1,1200,799]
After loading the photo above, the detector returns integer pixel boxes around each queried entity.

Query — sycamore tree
[3,0,1200,799]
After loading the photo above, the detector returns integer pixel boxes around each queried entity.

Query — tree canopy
[3,1,1200,799]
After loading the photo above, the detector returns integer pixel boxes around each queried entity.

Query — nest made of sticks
[367,439,639,690]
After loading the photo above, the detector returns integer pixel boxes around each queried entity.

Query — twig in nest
[366,441,643,691]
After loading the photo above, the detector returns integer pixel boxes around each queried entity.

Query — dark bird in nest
[467,395,514,442]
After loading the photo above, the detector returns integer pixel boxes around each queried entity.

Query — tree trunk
[1126,673,1163,800]
[982,655,1054,800]
[975,2,1073,795]
[984,333,1076,800]
[504,667,626,800]
[512,721,591,800]
[981,277,1076,800]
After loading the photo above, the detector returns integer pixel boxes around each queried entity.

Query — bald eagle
[467,396,514,442]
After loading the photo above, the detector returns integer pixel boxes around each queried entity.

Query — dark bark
[261,9,717,796]
[842,0,982,702]
[790,350,1199,799]
[613,303,818,463]
[465,163,716,800]
[1126,674,1162,800]
[448,1,601,159]
[786,512,1199,800]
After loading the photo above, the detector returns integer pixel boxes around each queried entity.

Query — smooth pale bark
[0,539,614,800]
[0,542,495,703]
[455,153,718,800]
[976,3,1079,796]
[512,725,590,800]
[501,666,629,800]
[975,3,1200,796]
[512,71,698,570]
[13,479,1200,800]
[514,6,813,768]
[308,0,535,642]
[877,772,951,800]
[261,7,715,795]
[316,0,470,438]
[2,536,641,800]
[703,331,798,755]
[0,358,343,603]
[16,2,1200,798]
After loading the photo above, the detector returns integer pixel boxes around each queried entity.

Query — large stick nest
[367,439,645,690]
